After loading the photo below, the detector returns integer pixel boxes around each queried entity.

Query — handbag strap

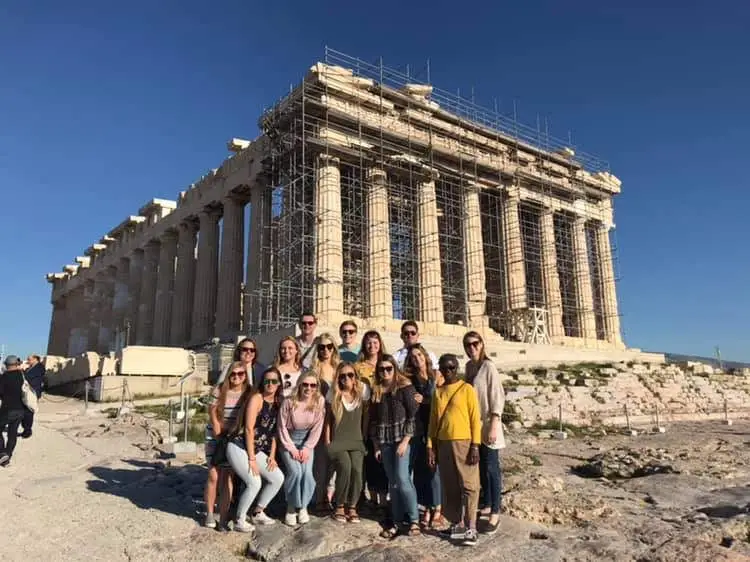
[436,382,466,437]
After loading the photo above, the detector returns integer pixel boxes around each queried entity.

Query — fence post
[624,403,637,436]
[553,403,567,440]
[84,379,89,412]
[654,403,666,433]
[723,398,733,426]
[183,393,190,443]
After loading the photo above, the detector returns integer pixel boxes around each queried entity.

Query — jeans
[380,442,418,524]
[0,409,24,458]
[281,429,316,510]
[409,437,441,508]
[226,442,285,521]
[479,445,502,514]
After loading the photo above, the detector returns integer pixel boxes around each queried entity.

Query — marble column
[572,216,597,340]
[170,220,198,347]
[366,168,393,320]
[85,278,99,352]
[503,186,527,310]
[152,230,178,346]
[136,240,160,345]
[112,257,130,349]
[191,207,221,344]
[216,195,245,339]
[463,183,487,327]
[96,267,116,353]
[47,296,68,356]
[540,208,564,339]
[595,224,622,346]
[126,249,144,346]
[244,185,264,332]
[313,154,344,323]
[417,174,444,323]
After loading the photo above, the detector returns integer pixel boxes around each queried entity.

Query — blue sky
[1,1,747,361]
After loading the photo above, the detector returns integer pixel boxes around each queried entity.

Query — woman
[217,338,265,388]
[404,344,444,529]
[325,362,369,523]
[370,354,420,539]
[463,331,506,535]
[427,354,482,547]
[225,367,285,531]
[355,330,388,509]
[310,333,340,512]
[277,372,326,526]
[204,361,248,529]
[274,336,304,398]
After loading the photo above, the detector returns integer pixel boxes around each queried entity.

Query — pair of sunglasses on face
[338,371,356,382]
[377,365,394,374]
[317,343,335,353]
[230,370,246,378]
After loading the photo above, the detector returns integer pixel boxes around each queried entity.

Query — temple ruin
[45,49,630,360]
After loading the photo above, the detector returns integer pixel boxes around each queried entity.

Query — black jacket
[25,363,45,395]
[0,370,24,412]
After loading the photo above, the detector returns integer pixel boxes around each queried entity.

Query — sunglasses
[440,365,458,373]
[402,330,417,336]
[464,340,481,349]
[338,371,356,381]
[240,347,256,353]
[378,365,394,374]
[283,373,292,389]
[317,343,334,352]
[263,378,280,386]
[301,382,318,389]
[341,329,356,335]
[230,371,246,377]
[300,320,316,326]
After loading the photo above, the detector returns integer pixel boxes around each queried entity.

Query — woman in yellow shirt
[427,354,481,547]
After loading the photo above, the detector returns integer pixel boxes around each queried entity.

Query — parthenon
[46,49,625,357]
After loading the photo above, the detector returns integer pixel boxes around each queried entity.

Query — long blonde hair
[371,354,411,404]
[217,361,249,421]
[330,362,364,425]
[292,373,324,412]
[273,336,301,369]
[311,332,341,374]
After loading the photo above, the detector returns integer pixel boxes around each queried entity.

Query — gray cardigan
[465,359,506,449]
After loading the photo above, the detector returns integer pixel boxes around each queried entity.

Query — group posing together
[203,314,505,546]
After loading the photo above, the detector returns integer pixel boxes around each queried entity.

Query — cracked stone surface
[2,397,750,561]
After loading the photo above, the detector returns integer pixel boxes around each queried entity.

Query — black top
[254,399,278,455]
[25,363,45,394]
[369,384,418,446]
[410,375,436,438]
[0,370,24,412]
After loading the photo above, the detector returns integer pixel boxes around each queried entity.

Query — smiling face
[409,348,427,372]
[228,366,247,390]
[317,338,334,362]
[377,359,395,385]
[299,374,319,399]
[299,315,317,337]
[401,324,419,346]
[464,336,483,361]
[340,323,357,346]
[364,335,380,358]
[261,370,281,397]
[338,366,357,392]
[279,339,298,363]
[238,341,257,365]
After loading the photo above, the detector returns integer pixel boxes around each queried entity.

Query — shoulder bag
[21,375,38,413]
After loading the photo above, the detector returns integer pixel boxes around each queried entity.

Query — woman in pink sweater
[277,372,326,526]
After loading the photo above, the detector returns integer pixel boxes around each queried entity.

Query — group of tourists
[203,314,505,546]
[0,354,45,466]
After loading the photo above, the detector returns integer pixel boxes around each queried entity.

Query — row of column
[313,154,621,344]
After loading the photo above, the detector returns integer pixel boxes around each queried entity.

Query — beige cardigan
[465,359,506,449]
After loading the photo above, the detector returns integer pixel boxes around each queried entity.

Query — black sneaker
[482,519,499,535]
[0,454,10,467]
[440,524,466,540]
[20,430,32,439]
[463,528,478,546]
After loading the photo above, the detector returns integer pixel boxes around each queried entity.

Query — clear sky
[1,1,747,361]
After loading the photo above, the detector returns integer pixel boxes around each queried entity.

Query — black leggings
[0,410,24,458]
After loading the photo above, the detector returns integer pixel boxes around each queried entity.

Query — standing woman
[310,333,340,512]
[404,344,444,529]
[277,373,326,526]
[204,361,249,529]
[355,330,388,509]
[216,338,266,388]
[463,331,505,534]
[326,362,370,523]
[370,354,420,539]
[427,354,482,547]
[274,336,304,398]
[225,367,285,531]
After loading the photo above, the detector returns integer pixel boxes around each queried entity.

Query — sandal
[430,509,447,530]
[407,522,422,536]
[347,509,361,523]
[332,508,347,523]
[379,526,399,539]
[420,511,431,528]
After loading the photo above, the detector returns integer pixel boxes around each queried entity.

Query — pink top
[277,396,326,453]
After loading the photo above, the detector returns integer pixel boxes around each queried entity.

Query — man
[393,320,438,370]
[296,312,318,369]
[0,355,27,466]
[338,320,360,363]
[21,355,44,438]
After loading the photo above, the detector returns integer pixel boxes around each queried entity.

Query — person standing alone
[0,355,28,466]
[21,354,44,438]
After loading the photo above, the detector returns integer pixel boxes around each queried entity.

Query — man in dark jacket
[0,355,27,466]
[21,355,44,438]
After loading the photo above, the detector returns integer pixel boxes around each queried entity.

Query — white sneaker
[234,520,255,533]
[285,511,298,526]
[203,513,217,529]
[253,511,276,525]
[298,508,310,524]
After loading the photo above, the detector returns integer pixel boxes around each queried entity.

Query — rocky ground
[2,396,750,561]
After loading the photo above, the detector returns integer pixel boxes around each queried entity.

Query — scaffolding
[246,47,622,344]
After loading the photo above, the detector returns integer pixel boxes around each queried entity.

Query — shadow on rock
[86,459,204,520]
